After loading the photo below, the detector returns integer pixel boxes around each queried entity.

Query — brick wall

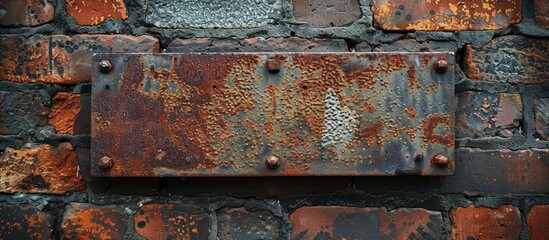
[0,0,548,239]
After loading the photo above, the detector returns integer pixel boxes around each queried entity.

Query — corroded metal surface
[91,52,454,176]
[372,0,521,31]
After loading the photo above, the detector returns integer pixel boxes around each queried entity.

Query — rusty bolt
[432,153,451,168]
[265,156,280,169]
[98,59,112,73]
[266,57,280,72]
[434,59,448,73]
[98,156,113,170]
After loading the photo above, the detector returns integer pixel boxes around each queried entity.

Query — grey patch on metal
[145,0,282,28]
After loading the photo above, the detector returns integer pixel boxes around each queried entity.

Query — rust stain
[359,120,384,147]
[422,114,454,147]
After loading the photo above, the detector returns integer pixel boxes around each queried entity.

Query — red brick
[289,206,442,239]
[49,92,81,135]
[217,207,280,239]
[65,0,128,26]
[293,0,362,27]
[0,142,85,193]
[463,36,549,84]
[534,97,549,140]
[0,0,54,27]
[0,204,53,239]
[456,91,522,138]
[527,205,549,240]
[0,35,50,83]
[135,204,211,240]
[372,0,521,31]
[450,205,521,240]
[166,37,348,52]
[534,0,549,28]
[62,203,128,240]
[0,34,159,84]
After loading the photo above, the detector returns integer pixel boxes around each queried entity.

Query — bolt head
[434,60,448,73]
[265,156,280,169]
[432,153,451,168]
[266,57,280,72]
[98,156,113,170]
[98,60,112,73]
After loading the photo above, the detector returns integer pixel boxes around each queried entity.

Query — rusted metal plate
[91,52,455,177]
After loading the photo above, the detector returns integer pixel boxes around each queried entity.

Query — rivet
[434,59,448,73]
[98,156,113,170]
[266,57,280,72]
[432,153,451,168]
[265,156,280,169]
[98,59,112,73]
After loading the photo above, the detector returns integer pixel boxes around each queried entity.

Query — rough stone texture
[61,203,128,240]
[0,142,85,193]
[289,207,442,239]
[534,97,549,140]
[65,0,128,26]
[463,36,549,84]
[373,39,458,52]
[0,0,55,27]
[49,92,81,135]
[166,37,348,52]
[293,0,362,27]
[372,0,522,31]
[450,205,521,240]
[456,91,522,138]
[527,205,549,240]
[0,34,159,84]
[146,0,282,28]
[0,204,53,239]
[50,34,160,83]
[217,207,280,240]
[135,204,211,240]
[0,35,50,83]
[0,89,49,135]
[534,0,549,28]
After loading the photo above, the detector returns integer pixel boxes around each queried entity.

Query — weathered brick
[372,0,521,31]
[65,0,127,26]
[290,207,442,239]
[0,142,85,193]
[527,205,549,240]
[0,90,49,135]
[456,91,522,138]
[49,92,81,135]
[0,35,50,82]
[534,97,549,140]
[135,204,211,240]
[534,0,549,28]
[0,204,53,239]
[293,0,361,27]
[217,207,280,240]
[146,0,282,28]
[0,0,55,27]
[373,39,457,52]
[166,37,348,52]
[50,35,160,83]
[62,203,128,240]
[450,205,521,240]
[463,36,549,84]
[0,34,159,84]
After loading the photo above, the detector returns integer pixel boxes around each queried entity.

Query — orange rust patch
[49,92,81,134]
[62,203,128,240]
[422,114,454,146]
[64,0,127,26]
[0,143,85,193]
[372,0,522,31]
[360,120,384,146]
